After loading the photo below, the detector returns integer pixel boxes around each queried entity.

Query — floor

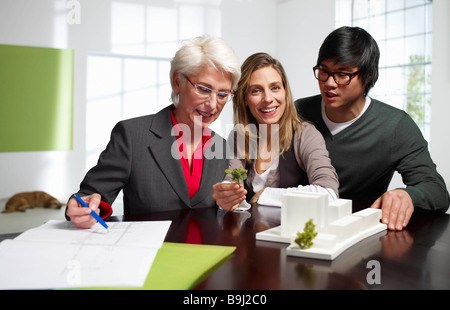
[0,197,124,234]
[0,204,66,234]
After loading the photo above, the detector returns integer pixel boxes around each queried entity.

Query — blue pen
[74,195,111,232]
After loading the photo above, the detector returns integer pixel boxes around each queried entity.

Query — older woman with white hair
[66,36,241,229]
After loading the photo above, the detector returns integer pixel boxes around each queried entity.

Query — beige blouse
[225,122,339,207]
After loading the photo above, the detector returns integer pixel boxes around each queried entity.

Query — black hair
[317,26,380,95]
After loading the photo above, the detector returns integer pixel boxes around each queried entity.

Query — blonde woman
[213,53,338,211]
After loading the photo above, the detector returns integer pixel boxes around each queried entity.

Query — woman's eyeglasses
[184,75,233,103]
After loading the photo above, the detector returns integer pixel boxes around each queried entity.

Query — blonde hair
[170,36,241,106]
[233,52,302,162]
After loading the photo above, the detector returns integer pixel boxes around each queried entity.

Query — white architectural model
[256,192,387,260]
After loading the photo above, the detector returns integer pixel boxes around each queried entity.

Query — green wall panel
[0,44,74,152]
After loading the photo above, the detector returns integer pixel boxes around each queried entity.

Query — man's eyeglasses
[184,75,233,103]
[313,66,360,86]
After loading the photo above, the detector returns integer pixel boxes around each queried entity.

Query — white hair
[170,36,241,106]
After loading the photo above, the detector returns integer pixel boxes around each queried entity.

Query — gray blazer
[78,105,228,215]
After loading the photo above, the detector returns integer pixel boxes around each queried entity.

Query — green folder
[144,242,235,290]
[91,242,235,290]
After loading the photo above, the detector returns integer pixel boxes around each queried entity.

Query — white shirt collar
[321,97,371,135]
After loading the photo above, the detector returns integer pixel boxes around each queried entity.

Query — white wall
[430,0,450,189]
[276,0,335,99]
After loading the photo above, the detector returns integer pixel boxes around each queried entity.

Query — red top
[98,200,113,219]
[98,108,212,219]
[170,108,211,199]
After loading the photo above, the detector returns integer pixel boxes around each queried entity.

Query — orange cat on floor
[2,191,64,213]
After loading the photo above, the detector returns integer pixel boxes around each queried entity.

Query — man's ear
[362,75,373,94]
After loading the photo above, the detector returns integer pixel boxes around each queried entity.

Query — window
[335,0,433,139]
[85,0,224,171]
[86,54,172,170]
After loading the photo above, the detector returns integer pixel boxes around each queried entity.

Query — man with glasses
[296,26,449,231]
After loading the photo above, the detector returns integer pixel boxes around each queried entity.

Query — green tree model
[295,219,318,249]
[406,54,431,131]
[225,166,248,183]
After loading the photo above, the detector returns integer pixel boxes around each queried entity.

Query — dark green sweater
[296,95,449,212]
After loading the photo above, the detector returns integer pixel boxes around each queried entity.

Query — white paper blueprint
[0,220,171,289]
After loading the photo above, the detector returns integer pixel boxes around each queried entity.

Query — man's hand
[371,189,414,231]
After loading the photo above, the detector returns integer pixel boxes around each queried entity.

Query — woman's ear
[172,70,181,93]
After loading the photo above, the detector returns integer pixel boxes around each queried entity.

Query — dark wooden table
[109,205,450,290]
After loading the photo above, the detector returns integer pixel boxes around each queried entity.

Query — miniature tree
[225,166,248,183]
[295,219,318,249]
